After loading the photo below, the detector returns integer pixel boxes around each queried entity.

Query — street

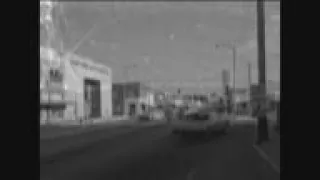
[40,2,280,179]
[40,122,279,180]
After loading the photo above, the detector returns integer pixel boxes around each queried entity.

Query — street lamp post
[215,42,237,117]
[232,46,237,114]
[74,92,78,122]
[248,62,252,115]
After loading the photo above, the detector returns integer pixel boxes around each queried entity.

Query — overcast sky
[59,1,280,93]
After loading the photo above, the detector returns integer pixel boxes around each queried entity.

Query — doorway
[141,103,146,113]
[129,103,136,116]
[84,78,101,118]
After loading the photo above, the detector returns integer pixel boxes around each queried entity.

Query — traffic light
[177,88,181,94]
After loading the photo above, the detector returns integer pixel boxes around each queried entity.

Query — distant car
[150,109,165,120]
[195,101,203,107]
[170,105,231,136]
[138,113,150,121]
[174,99,184,107]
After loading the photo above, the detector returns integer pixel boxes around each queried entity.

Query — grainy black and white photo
[40,1,280,180]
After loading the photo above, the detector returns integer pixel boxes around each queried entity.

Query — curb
[40,126,107,141]
[40,120,139,141]
[40,121,166,163]
[253,144,280,174]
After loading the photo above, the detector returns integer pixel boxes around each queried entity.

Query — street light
[215,42,237,116]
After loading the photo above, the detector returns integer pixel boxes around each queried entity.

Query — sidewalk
[253,114,280,174]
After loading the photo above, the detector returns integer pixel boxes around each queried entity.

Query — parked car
[138,114,150,121]
[150,109,165,120]
[170,105,231,137]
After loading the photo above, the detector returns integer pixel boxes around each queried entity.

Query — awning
[40,85,65,93]
[40,102,66,110]
[40,100,75,109]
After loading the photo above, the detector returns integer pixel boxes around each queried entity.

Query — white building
[64,53,112,120]
[40,48,112,122]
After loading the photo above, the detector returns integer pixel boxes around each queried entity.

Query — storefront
[112,82,156,117]
[65,53,112,120]
[112,82,140,116]
[40,47,67,122]
[40,48,112,122]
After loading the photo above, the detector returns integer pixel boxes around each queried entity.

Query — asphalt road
[40,122,280,180]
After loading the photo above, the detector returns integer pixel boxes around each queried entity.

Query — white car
[171,106,231,136]
[150,109,165,120]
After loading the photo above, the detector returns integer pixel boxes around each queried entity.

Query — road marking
[253,145,280,174]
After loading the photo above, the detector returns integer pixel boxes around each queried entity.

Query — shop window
[49,69,63,82]
[141,104,146,112]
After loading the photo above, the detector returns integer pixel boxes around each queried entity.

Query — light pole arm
[215,42,237,116]
[65,24,98,55]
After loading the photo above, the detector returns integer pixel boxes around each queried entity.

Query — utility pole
[222,69,231,113]
[216,43,237,115]
[248,62,252,115]
[123,66,129,117]
[256,0,269,144]
[248,62,252,89]
[232,46,236,115]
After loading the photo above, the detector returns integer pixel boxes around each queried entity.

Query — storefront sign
[70,59,109,76]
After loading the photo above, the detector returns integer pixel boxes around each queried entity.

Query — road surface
[40,122,280,180]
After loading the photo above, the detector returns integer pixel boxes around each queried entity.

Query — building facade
[112,82,157,117]
[40,49,112,122]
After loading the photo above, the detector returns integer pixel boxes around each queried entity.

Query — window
[141,104,146,112]
[49,69,63,82]
[216,106,225,113]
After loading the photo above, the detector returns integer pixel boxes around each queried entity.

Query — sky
[57,1,280,94]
